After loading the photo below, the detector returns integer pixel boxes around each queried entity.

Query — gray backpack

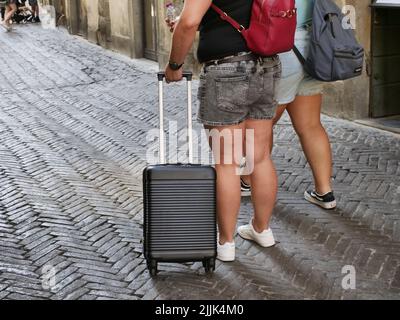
[294,0,364,82]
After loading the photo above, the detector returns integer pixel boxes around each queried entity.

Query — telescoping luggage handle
[157,72,193,165]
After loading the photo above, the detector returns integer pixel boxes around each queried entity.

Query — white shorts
[276,27,325,105]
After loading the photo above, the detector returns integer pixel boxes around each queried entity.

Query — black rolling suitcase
[143,72,217,276]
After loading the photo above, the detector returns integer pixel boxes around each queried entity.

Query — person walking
[165,0,282,262]
[1,6,5,22]
[28,0,39,22]
[241,0,337,210]
[0,0,17,31]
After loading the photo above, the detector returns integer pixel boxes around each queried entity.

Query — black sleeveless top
[197,0,253,63]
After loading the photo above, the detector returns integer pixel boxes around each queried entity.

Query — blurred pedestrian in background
[0,0,17,31]
[28,0,39,22]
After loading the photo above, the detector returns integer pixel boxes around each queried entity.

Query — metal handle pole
[157,72,193,165]
[158,79,166,164]
[187,80,193,164]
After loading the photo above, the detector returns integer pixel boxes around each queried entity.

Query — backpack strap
[293,46,306,65]
[210,4,246,33]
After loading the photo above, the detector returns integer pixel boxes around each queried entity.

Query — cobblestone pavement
[0,25,400,300]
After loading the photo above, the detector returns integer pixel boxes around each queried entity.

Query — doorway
[143,0,158,61]
[370,6,400,118]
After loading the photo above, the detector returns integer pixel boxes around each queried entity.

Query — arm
[165,0,212,83]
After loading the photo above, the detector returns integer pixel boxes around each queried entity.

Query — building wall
[40,0,65,15]
[86,0,99,44]
[64,0,143,59]
[108,0,132,56]
[63,0,373,120]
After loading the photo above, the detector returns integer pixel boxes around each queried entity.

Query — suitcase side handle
[158,71,193,165]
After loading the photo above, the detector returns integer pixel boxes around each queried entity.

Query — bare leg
[271,104,288,152]
[206,124,245,244]
[286,95,333,194]
[242,105,286,186]
[242,95,333,196]
[32,4,39,18]
[246,119,277,232]
[4,4,17,26]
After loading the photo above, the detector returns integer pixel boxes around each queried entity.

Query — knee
[247,146,270,168]
[295,122,324,139]
[215,163,239,177]
[246,135,273,168]
[214,152,243,168]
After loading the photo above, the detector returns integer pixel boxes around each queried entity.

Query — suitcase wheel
[203,258,216,274]
[147,259,158,277]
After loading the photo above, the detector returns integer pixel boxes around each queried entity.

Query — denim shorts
[276,27,325,105]
[197,55,282,126]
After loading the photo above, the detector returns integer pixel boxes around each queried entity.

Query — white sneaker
[217,240,235,262]
[0,22,10,32]
[238,219,276,248]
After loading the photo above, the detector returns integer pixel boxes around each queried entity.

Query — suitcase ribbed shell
[143,165,217,262]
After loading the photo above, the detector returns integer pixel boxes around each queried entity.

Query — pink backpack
[211,0,297,56]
